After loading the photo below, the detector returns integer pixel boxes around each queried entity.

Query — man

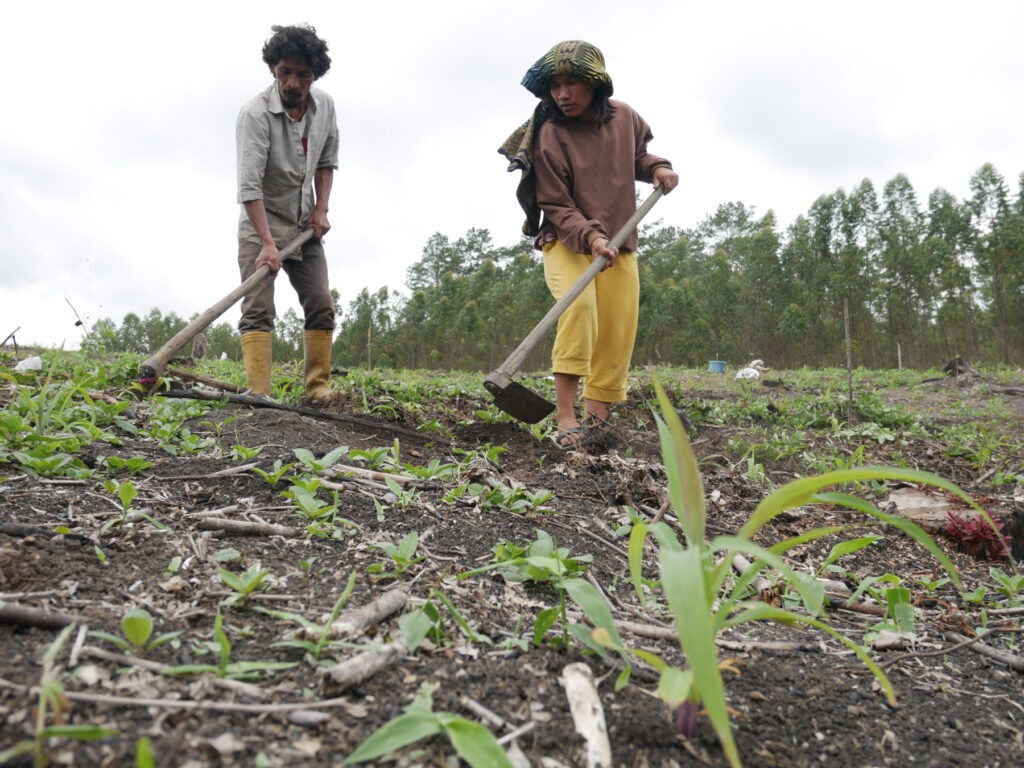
[236,24,338,399]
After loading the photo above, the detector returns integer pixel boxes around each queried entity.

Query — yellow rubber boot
[239,331,273,395]
[303,329,334,400]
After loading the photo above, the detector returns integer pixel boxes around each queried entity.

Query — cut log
[320,636,408,696]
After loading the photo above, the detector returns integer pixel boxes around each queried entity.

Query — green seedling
[0,624,118,767]
[293,445,349,473]
[403,458,458,480]
[346,682,512,766]
[90,608,183,654]
[349,446,394,470]
[99,480,167,534]
[267,572,357,664]
[575,374,969,768]
[460,530,591,649]
[989,566,1024,603]
[164,613,296,681]
[368,531,423,580]
[135,737,155,768]
[231,443,263,460]
[250,459,296,487]
[814,534,883,578]
[218,563,272,607]
[165,556,182,577]
[913,575,952,594]
[102,455,154,475]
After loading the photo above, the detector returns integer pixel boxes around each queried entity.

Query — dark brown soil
[2,369,1023,767]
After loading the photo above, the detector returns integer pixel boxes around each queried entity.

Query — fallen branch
[562,662,612,768]
[0,676,366,715]
[0,599,82,629]
[944,631,1024,672]
[328,463,419,486]
[309,588,409,640]
[166,368,241,393]
[320,636,408,696]
[197,518,300,538]
[159,388,450,445]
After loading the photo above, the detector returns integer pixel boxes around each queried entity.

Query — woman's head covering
[498,41,612,237]
[521,40,613,98]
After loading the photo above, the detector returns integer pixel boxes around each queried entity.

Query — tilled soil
[2,370,1023,767]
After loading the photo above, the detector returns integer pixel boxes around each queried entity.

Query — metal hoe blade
[484,379,555,423]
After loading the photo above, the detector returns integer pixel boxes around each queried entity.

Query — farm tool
[483,187,663,422]
[138,229,315,384]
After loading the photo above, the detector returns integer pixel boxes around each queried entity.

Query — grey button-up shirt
[236,83,339,246]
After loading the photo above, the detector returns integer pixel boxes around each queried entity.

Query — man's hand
[653,166,679,194]
[307,206,331,239]
[590,236,619,270]
[255,241,282,272]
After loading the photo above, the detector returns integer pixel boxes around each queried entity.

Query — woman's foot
[550,425,587,451]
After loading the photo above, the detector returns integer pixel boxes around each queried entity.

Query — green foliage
[575,374,971,768]
[90,608,183,654]
[164,613,297,680]
[345,682,512,766]
[0,624,118,766]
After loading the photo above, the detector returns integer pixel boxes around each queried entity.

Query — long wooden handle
[139,229,316,380]
[489,188,664,384]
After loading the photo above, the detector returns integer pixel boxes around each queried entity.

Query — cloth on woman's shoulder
[498,40,614,237]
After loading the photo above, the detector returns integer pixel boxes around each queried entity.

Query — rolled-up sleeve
[317,101,340,171]
[632,111,671,183]
[236,110,270,203]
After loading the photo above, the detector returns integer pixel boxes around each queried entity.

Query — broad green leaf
[136,736,156,768]
[660,546,740,768]
[652,377,705,546]
[628,520,648,608]
[657,666,693,709]
[533,606,560,646]
[562,577,623,650]
[344,711,443,763]
[121,608,154,648]
[444,718,515,768]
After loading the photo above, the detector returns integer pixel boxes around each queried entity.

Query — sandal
[549,426,587,451]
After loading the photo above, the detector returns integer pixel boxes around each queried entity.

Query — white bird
[735,359,768,380]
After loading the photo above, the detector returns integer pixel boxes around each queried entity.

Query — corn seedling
[345,682,512,766]
[266,572,358,663]
[164,613,296,680]
[577,374,968,768]
[90,608,183,654]
[0,624,118,766]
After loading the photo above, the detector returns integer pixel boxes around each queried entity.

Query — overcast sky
[3,0,1022,350]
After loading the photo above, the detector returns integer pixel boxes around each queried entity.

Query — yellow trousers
[543,240,639,403]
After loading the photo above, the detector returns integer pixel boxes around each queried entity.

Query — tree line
[91,164,1024,370]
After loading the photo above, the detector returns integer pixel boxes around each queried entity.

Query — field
[1,352,1023,767]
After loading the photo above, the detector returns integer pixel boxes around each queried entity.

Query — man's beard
[281,89,303,108]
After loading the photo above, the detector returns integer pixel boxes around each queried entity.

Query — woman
[500,40,678,449]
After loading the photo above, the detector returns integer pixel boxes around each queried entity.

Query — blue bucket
[708,360,726,373]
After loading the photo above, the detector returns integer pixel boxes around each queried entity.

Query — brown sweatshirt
[533,99,671,254]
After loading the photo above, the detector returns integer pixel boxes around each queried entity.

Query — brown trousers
[237,239,336,333]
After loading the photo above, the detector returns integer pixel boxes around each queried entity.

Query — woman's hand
[590,236,619,270]
[653,166,679,194]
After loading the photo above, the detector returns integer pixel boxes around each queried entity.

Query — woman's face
[549,74,595,120]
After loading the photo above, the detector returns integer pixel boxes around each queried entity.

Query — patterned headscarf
[498,41,613,237]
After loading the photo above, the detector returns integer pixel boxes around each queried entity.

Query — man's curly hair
[262,24,331,79]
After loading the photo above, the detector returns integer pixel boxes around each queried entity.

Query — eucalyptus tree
[878,174,929,366]
[924,187,979,359]
[967,163,1015,360]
